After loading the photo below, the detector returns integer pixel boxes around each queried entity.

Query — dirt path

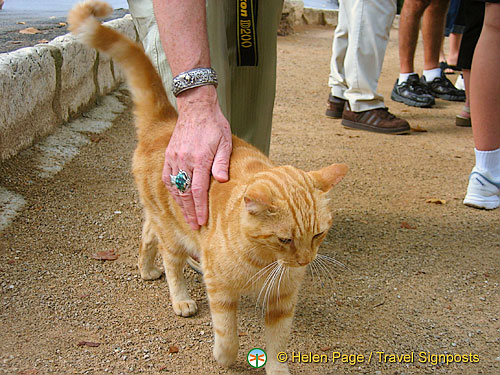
[0,26,499,375]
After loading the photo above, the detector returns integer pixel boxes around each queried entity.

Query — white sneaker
[455,74,465,90]
[463,168,500,210]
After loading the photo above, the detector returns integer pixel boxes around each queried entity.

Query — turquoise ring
[170,170,191,193]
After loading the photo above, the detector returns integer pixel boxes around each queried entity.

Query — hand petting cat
[153,0,232,230]
[163,85,232,230]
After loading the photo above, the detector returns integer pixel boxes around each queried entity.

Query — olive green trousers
[127,0,283,155]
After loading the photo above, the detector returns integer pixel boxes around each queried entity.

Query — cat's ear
[244,184,274,215]
[308,163,348,192]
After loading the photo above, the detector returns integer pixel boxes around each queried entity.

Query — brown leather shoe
[342,103,410,134]
[325,94,347,119]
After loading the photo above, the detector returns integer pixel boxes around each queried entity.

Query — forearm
[153,0,210,75]
[152,0,218,110]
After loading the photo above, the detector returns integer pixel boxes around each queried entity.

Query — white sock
[475,148,500,179]
[423,68,442,82]
[398,73,416,85]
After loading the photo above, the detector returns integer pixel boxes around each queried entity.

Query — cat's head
[242,163,348,267]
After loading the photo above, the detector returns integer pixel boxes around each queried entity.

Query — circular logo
[247,348,267,369]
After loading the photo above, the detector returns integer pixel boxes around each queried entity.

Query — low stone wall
[281,0,338,32]
[0,15,136,161]
[302,7,338,27]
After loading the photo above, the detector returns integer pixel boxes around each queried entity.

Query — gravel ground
[0,25,499,375]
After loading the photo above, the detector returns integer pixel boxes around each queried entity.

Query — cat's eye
[313,231,326,240]
[278,238,292,245]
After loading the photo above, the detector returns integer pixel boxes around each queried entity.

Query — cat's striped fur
[69,2,347,373]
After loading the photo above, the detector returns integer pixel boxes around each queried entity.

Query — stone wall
[0,15,135,161]
[280,0,338,35]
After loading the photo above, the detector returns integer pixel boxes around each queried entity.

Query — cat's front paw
[172,299,197,317]
[213,342,238,367]
[138,265,163,280]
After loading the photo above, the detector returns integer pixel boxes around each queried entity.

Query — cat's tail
[68,1,175,136]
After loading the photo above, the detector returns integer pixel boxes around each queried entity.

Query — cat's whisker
[311,261,325,286]
[244,260,278,289]
[262,271,274,315]
[276,265,287,304]
[316,254,347,269]
[308,261,316,281]
[261,263,282,316]
[272,264,284,304]
[268,263,284,314]
[314,257,334,282]
[256,262,280,312]
[310,260,325,287]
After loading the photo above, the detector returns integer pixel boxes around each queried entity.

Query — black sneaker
[391,74,435,108]
[420,71,466,102]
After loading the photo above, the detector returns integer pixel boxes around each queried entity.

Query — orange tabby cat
[69,2,347,373]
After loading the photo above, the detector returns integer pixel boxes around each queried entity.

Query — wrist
[176,85,219,111]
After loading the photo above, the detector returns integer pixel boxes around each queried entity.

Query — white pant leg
[328,0,350,100]
[334,0,397,112]
[127,0,178,110]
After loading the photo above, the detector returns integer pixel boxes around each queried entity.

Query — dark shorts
[475,0,500,3]
[457,0,485,70]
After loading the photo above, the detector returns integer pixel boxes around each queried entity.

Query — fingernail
[216,172,228,182]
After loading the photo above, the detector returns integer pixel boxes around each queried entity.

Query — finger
[179,189,200,230]
[168,184,189,223]
[173,168,198,230]
[191,167,211,226]
[211,139,232,182]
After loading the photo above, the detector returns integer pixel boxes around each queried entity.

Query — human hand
[162,85,232,230]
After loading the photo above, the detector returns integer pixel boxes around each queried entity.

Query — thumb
[211,142,231,182]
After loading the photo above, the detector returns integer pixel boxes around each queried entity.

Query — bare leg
[464,3,500,210]
[447,32,463,66]
[470,3,500,151]
[439,35,447,62]
[422,0,450,70]
[399,0,431,73]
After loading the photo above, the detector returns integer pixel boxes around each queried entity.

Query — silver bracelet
[172,68,218,97]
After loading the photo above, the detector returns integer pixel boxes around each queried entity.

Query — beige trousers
[329,0,396,112]
[127,0,283,155]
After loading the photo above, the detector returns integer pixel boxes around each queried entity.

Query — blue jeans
[445,0,466,35]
